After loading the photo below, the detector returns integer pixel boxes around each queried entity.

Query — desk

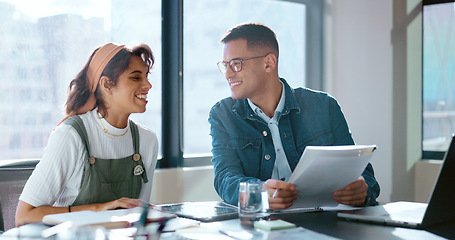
[1,211,454,240]
[273,211,454,240]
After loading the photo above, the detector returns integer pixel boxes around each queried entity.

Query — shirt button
[265,154,271,160]
[277,149,281,153]
[262,131,268,136]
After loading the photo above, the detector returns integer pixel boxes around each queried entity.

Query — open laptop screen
[422,135,455,226]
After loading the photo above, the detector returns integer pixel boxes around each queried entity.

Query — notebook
[337,135,455,228]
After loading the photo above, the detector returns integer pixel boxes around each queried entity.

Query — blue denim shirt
[208,78,380,206]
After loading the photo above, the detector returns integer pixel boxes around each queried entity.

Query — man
[208,23,380,209]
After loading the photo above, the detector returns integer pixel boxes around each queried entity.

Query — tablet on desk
[153,201,238,222]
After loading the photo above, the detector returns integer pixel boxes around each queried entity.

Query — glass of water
[238,180,270,226]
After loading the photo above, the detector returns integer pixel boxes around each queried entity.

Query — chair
[0,159,38,232]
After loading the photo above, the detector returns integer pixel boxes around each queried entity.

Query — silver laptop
[338,135,455,228]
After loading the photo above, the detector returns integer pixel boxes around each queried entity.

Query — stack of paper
[288,145,376,209]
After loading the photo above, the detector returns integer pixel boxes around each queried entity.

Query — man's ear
[99,76,113,94]
[264,53,277,73]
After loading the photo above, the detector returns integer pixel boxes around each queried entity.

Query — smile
[136,93,148,100]
[229,81,241,87]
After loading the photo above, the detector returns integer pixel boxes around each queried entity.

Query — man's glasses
[217,54,269,74]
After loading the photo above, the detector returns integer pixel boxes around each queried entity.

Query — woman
[15,43,158,226]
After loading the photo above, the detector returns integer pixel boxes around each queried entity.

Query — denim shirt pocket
[227,137,262,177]
[297,130,334,151]
[227,137,261,149]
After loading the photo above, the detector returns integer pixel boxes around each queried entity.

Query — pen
[273,178,286,198]
[272,188,279,198]
[133,203,149,240]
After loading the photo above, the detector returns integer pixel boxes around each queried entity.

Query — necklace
[98,114,129,137]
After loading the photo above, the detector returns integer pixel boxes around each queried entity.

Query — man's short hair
[221,23,279,57]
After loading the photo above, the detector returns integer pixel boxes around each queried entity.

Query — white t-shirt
[19,109,159,207]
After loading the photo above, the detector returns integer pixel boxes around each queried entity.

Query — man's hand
[266,179,298,210]
[333,176,368,206]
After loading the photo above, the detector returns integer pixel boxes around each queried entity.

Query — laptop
[337,135,455,228]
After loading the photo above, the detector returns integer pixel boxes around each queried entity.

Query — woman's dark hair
[64,44,154,116]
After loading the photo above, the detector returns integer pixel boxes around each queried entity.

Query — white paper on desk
[265,227,341,240]
[288,145,376,209]
[176,226,341,240]
[42,207,175,226]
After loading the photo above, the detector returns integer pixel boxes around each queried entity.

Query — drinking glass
[238,180,270,226]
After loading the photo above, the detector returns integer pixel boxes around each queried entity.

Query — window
[183,0,307,156]
[422,0,455,159]
[0,0,162,161]
[1,0,322,168]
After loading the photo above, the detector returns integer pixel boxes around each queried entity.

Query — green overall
[64,115,148,206]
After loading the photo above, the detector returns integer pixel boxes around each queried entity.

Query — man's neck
[249,78,283,118]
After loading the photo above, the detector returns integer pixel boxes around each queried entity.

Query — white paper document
[288,145,376,209]
[42,207,175,227]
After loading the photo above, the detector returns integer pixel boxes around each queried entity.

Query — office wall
[326,0,428,203]
[325,0,393,204]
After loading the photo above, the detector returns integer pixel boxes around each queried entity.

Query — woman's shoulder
[133,121,159,158]
[131,120,158,141]
[52,120,81,140]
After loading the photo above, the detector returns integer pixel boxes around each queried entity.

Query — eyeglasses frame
[217,53,271,74]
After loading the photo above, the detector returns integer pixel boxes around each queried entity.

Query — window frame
[421,0,455,160]
[159,0,324,168]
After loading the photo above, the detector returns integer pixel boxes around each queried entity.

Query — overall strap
[63,115,91,157]
[129,120,148,183]
[129,120,140,153]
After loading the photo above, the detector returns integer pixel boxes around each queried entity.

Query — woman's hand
[15,197,148,227]
[95,197,146,211]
